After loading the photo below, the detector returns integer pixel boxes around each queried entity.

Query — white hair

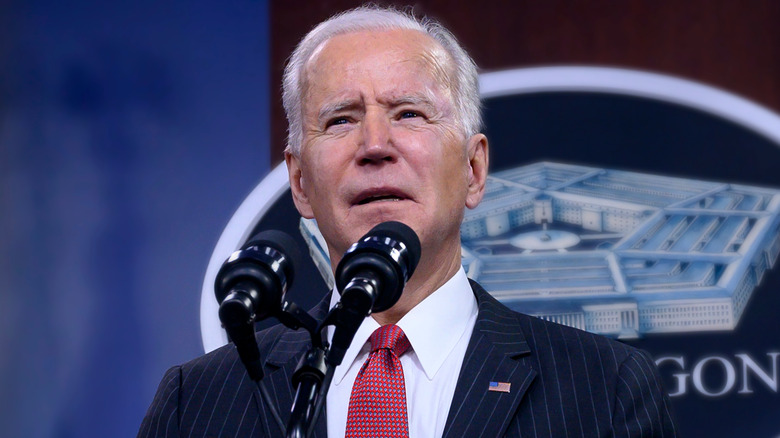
[282,5,482,156]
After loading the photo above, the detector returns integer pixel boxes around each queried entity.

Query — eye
[400,111,420,119]
[326,117,349,128]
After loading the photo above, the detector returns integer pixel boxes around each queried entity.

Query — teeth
[358,195,402,205]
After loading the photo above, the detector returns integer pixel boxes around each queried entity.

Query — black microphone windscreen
[365,221,421,274]
[243,230,302,285]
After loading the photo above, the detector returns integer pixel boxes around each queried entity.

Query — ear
[285,151,315,219]
[465,133,489,209]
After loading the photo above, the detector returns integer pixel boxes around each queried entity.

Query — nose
[356,111,397,165]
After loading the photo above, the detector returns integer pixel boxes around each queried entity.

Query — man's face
[286,29,487,267]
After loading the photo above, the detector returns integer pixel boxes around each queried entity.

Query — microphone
[286,222,420,437]
[214,230,300,381]
[328,221,421,366]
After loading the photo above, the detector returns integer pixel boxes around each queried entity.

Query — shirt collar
[327,266,477,383]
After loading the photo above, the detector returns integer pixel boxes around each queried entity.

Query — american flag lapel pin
[488,381,511,393]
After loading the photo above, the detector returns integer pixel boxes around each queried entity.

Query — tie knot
[369,324,410,356]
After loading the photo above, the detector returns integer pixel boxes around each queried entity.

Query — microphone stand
[286,347,331,438]
[284,304,343,438]
[282,298,329,438]
[285,283,379,438]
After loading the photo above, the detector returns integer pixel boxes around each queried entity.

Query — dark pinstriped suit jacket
[139,281,677,437]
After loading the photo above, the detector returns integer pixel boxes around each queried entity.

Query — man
[139,6,677,437]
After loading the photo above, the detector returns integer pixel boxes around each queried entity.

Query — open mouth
[356,194,405,205]
[353,188,410,206]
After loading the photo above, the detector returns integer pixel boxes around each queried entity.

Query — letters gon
[656,352,780,397]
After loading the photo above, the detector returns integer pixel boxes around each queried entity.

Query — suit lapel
[262,355,301,436]
[259,296,331,438]
[442,281,537,438]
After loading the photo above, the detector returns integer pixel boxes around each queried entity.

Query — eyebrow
[316,93,438,122]
[317,100,362,122]
[383,94,437,109]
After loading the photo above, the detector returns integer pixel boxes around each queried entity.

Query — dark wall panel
[270,1,780,161]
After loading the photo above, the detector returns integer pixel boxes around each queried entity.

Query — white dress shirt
[326,267,478,438]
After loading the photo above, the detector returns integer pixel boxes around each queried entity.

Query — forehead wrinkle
[402,48,457,121]
[413,43,456,95]
[303,30,457,126]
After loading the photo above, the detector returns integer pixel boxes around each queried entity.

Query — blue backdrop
[0,1,270,436]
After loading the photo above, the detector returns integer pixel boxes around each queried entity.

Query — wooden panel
[270,0,780,163]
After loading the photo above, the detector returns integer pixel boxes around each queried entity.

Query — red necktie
[344,324,411,438]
